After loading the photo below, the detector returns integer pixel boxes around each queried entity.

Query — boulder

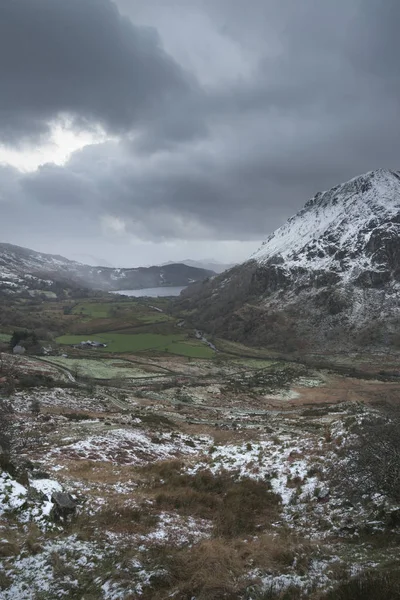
[50,492,77,523]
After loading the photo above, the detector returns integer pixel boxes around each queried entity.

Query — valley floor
[1,347,400,599]
[1,297,400,599]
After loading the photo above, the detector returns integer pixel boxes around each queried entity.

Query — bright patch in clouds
[0,122,112,173]
[101,215,128,237]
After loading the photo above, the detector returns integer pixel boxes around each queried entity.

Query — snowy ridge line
[252,169,400,276]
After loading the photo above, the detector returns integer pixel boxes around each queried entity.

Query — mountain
[0,243,214,298]
[163,259,235,274]
[178,169,400,352]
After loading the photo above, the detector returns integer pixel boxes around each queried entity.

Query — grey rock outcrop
[51,492,78,523]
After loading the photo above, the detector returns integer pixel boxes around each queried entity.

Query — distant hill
[0,243,215,298]
[162,259,235,274]
[178,169,400,352]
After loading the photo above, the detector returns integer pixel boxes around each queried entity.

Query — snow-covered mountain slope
[252,169,400,283]
[178,170,400,352]
[0,243,215,297]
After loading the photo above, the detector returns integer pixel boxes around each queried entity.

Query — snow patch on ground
[29,477,63,498]
[0,473,27,514]
[0,536,105,600]
[51,428,211,465]
[0,472,65,528]
[192,435,316,508]
[138,512,212,548]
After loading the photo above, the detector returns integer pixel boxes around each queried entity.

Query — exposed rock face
[178,169,400,352]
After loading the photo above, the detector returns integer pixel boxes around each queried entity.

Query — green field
[215,338,279,359]
[42,356,159,379]
[0,333,11,343]
[167,341,215,359]
[72,300,171,323]
[72,302,111,318]
[56,332,215,358]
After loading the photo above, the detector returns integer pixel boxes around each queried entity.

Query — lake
[111,286,186,298]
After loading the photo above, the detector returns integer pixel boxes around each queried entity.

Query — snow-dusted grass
[3,356,400,599]
[0,536,107,600]
[51,428,211,465]
[42,356,158,379]
[0,472,63,529]
[12,387,110,412]
[0,473,27,514]
[193,434,318,507]
[0,353,68,381]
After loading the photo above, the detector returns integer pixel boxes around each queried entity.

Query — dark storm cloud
[0,0,193,144]
[2,0,400,251]
[0,165,22,204]
[20,164,97,207]
[347,0,400,77]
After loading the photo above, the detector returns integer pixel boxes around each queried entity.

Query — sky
[0,0,399,267]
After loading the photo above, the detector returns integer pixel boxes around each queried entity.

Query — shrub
[214,477,281,537]
[0,397,14,470]
[0,570,11,591]
[318,569,400,599]
[250,586,305,599]
[64,412,93,421]
[18,374,54,389]
[9,329,41,354]
[141,534,314,600]
[142,539,245,600]
[334,408,400,503]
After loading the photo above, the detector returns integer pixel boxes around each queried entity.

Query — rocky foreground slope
[178,169,400,352]
[0,243,214,296]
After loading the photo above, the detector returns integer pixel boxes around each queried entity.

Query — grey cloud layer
[1,0,400,250]
[0,0,192,143]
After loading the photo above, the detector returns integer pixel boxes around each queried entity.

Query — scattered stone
[51,492,78,523]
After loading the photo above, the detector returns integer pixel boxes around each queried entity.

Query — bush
[156,539,243,600]
[18,374,54,389]
[9,329,41,354]
[336,409,400,502]
[64,413,93,421]
[214,477,280,537]
[149,468,281,537]
[141,534,314,600]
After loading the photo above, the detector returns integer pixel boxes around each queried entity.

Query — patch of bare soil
[285,375,400,408]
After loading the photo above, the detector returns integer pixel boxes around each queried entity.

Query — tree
[9,330,41,354]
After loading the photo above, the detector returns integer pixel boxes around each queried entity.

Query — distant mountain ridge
[0,243,214,297]
[162,259,235,274]
[178,169,400,352]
